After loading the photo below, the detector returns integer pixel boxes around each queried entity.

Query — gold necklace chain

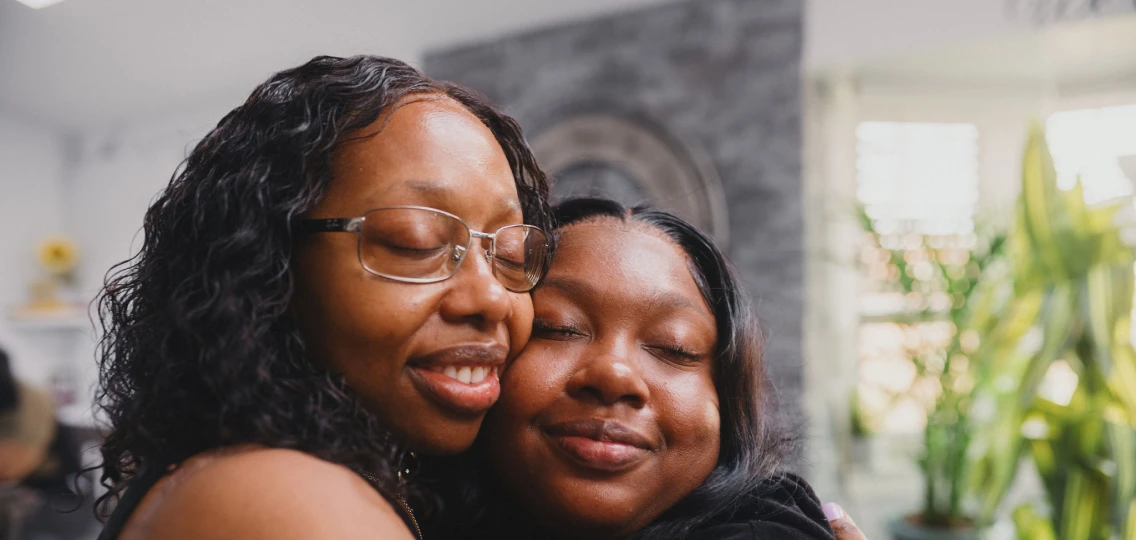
[356,469,423,540]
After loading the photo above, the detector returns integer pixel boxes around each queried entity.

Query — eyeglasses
[295,206,550,292]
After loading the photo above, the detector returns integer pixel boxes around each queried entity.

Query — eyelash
[533,318,703,362]
[532,318,585,337]
[651,344,702,362]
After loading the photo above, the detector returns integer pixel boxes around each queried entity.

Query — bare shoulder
[129,447,414,540]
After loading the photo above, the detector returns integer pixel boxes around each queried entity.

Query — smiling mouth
[407,344,507,417]
[543,419,655,473]
[426,364,496,384]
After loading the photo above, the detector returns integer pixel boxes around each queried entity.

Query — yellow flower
[37,237,79,275]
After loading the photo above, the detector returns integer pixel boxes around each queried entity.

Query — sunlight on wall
[1047,103,1136,205]
[856,122,980,236]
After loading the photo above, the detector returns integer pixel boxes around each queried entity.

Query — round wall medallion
[530,113,729,246]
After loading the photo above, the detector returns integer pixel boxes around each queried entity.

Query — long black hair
[94,55,551,516]
[555,198,790,538]
[429,197,790,539]
[0,347,16,412]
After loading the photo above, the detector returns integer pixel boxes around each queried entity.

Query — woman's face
[292,96,534,456]
[485,219,722,538]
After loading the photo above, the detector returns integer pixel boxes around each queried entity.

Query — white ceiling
[4,0,1136,131]
[0,0,669,129]
[854,14,1136,92]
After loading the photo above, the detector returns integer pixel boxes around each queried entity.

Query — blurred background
[2,1,1136,539]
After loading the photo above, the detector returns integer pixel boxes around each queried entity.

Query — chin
[540,489,651,537]
[546,510,646,540]
[402,419,483,456]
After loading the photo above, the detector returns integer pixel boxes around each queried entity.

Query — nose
[566,344,651,408]
[438,239,512,328]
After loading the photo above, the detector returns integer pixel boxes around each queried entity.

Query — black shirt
[682,474,837,540]
[440,471,837,539]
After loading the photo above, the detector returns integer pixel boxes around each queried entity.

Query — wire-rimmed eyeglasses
[295,205,550,293]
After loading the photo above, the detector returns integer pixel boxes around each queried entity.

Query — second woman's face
[485,220,722,539]
[292,96,534,456]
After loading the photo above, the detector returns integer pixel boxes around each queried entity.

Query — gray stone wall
[426,0,805,446]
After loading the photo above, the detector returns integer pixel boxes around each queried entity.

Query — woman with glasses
[94,55,550,540]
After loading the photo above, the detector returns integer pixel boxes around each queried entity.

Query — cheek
[294,250,442,370]
[505,294,535,358]
[486,345,557,458]
[665,380,721,465]
[700,398,721,456]
[339,285,429,341]
[498,340,570,413]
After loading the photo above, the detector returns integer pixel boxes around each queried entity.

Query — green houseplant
[862,123,1136,540]
[858,207,1007,540]
[964,124,1136,540]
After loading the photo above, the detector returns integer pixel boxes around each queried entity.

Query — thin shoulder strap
[97,457,176,540]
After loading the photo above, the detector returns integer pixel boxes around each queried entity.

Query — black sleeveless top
[97,455,421,539]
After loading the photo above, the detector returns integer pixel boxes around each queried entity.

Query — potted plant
[965,125,1136,540]
[858,208,1007,540]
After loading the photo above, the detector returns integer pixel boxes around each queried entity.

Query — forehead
[549,220,711,315]
[323,96,520,217]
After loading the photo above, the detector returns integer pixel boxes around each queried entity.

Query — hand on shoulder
[129,447,415,540]
[823,503,868,540]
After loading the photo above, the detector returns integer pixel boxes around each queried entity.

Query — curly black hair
[94,55,551,516]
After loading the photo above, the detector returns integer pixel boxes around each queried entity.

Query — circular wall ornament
[530,113,729,246]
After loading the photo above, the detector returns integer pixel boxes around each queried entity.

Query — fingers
[823,502,868,540]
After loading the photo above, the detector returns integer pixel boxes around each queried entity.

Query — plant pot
[888,515,980,540]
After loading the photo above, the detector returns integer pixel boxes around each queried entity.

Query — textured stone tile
[427,0,805,453]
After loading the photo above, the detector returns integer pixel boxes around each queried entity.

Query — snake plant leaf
[972,288,1044,379]
[1107,422,1136,534]
[1059,468,1110,540]
[969,291,1053,524]
[1016,285,1078,410]
[1056,180,1096,274]
[1124,499,1136,540]
[1013,504,1058,540]
[1111,345,1136,422]
[973,408,1027,524]
[1019,122,1069,281]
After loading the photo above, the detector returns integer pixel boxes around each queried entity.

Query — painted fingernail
[822,502,845,521]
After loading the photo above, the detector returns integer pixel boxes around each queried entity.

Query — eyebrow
[404,180,522,214]
[541,276,709,315]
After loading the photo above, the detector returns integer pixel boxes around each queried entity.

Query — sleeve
[13,382,57,449]
[685,474,837,540]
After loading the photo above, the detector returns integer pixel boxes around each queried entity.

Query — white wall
[0,114,69,386]
[0,107,221,424]
[804,0,1030,72]
[68,110,223,297]
[63,109,226,424]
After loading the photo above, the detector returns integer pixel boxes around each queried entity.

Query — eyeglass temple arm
[293,218,365,234]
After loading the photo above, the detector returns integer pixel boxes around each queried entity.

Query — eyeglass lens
[357,207,546,291]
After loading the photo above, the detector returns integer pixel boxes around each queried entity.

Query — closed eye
[646,344,703,363]
[494,257,525,270]
[389,246,446,256]
[532,318,586,339]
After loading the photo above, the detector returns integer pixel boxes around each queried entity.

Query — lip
[542,418,656,473]
[406,343,508,417]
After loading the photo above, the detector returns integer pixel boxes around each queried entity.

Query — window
[1047,102,1136,352]
[856,122,980,236]
[855,121,981,435]
[1047,103,1136,205]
